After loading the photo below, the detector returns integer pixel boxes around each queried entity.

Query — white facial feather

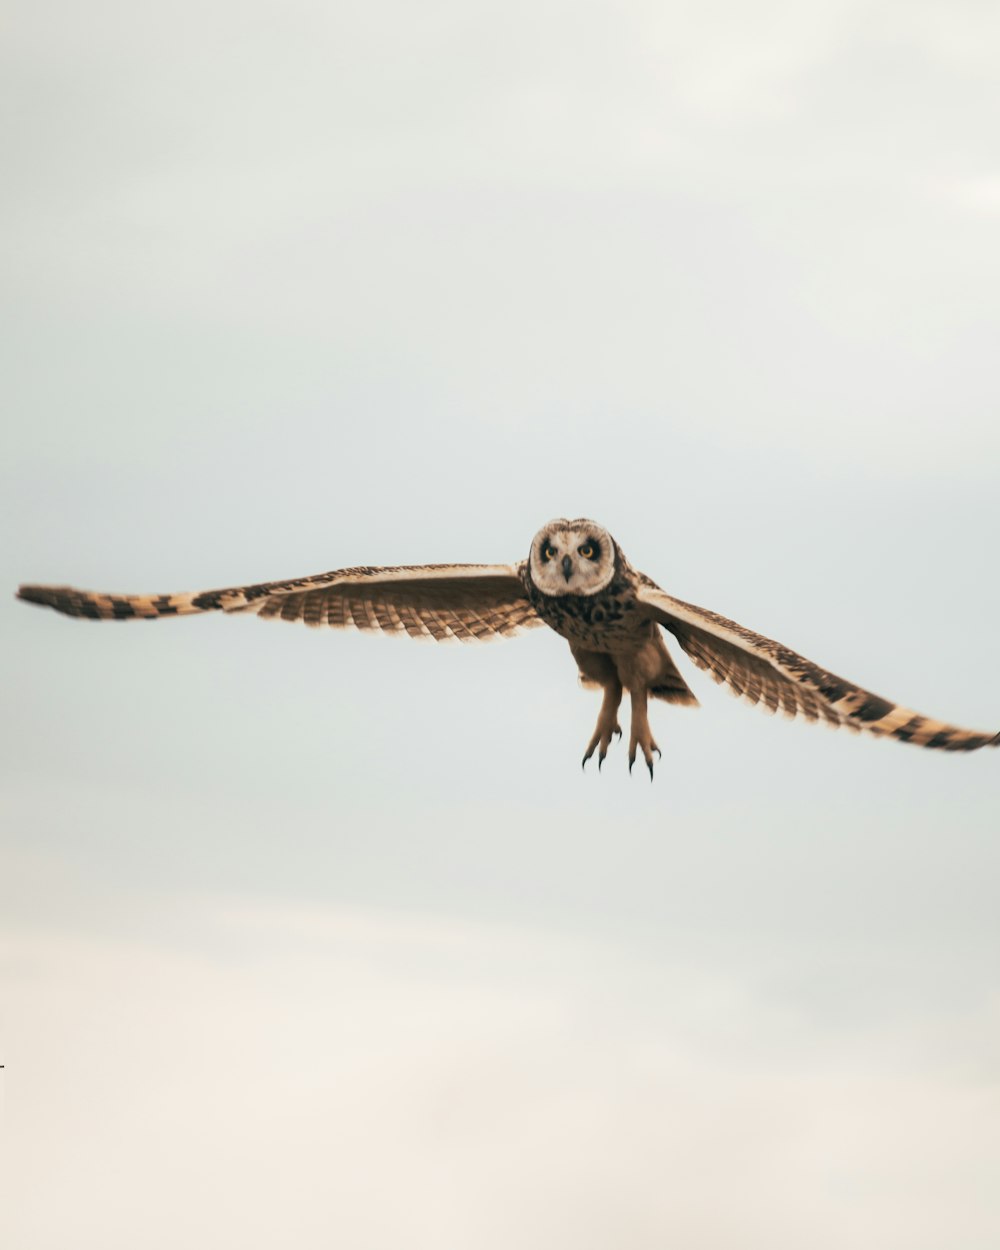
[528,518,616,597]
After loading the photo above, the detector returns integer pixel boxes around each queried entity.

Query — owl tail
[649,647,700,706]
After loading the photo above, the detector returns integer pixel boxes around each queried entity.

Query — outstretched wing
[636,581,999,753]
[17,563,543,642]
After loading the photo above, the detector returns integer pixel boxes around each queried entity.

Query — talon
[583,696,623,774]
[627,690,660,781]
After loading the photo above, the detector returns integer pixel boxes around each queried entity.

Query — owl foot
[628,693,661,780]
[581,721,623,771]
[628,733,661,781]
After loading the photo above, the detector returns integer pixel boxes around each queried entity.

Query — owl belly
[529,586,647,652]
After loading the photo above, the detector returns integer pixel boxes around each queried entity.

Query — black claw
[647,760,654,781]
[628,757,635,774]
[654,747,662,759]
[615,728,622,739]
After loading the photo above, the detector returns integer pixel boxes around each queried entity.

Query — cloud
[934,174,1000,215]
[3,898,999,1249]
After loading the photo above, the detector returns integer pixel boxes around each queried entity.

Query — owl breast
[523,576,647,651]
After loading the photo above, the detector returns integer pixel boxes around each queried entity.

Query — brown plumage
[17,518,999,776]
[16,565,542,641]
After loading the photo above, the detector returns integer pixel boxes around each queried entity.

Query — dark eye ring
[541,542,557,563]
[578,542,596,560]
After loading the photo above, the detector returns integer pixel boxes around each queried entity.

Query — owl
[17,517,998,775]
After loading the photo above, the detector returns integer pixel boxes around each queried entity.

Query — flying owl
[17,518,998,775]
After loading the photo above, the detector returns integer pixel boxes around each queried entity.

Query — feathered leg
[582,678,624,769]
[628,682,661,780]
[573,646,624,770]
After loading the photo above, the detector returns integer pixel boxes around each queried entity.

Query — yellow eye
[541,543,557,562]
[578,543,594,559]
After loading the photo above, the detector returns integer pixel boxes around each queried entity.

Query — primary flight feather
[17,518,999,776]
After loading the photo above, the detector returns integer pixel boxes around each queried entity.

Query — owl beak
[562,555,573,582]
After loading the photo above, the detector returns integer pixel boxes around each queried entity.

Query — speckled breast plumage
[520,565,650,651]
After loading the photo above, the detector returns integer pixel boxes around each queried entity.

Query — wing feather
[17,563,543,643]
[637,582,999,752]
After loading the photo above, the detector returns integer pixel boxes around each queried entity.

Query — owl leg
[573,646,623,770]
[582,679,624,770]
[628,684,661,781]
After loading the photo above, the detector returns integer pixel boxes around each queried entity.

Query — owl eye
[578,542,598,560]
[541,543,558,563]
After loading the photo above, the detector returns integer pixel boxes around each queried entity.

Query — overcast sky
[2,2,999,1247]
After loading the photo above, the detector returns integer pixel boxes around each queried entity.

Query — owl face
[528,519,616,597]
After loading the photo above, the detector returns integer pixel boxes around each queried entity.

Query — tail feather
[649,647,700,706]
[649,679,700,706]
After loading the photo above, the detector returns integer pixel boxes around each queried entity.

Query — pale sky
[2,2,999,1247]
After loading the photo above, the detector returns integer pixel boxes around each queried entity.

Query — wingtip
[16,584,51,607]
[15,583,97,618]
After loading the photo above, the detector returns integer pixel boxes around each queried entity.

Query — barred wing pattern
[17,564,544,643]
[637,582,999,753]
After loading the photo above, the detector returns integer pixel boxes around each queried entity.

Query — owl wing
[17,562,543,642]
[636,581,999,752]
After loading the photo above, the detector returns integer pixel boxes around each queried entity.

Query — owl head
[528,518,617,596]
